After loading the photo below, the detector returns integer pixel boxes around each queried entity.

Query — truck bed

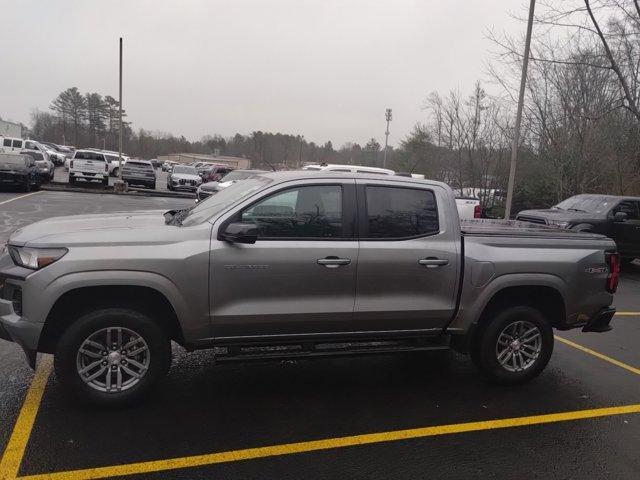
[461,218,606,240]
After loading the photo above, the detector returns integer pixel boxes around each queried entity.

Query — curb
[42,182,196,199]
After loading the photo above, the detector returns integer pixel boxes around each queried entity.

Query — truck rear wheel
[54,308,171,406]
[471,306,553,384]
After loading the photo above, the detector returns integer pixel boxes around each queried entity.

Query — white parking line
[0,191,43,207]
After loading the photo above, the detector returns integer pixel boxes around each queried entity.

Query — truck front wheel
[471,306,554,384]
[54,307,171,406]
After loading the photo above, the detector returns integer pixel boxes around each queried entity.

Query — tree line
[28,0,640,216]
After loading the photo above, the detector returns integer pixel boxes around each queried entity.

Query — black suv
[517,194,640,262]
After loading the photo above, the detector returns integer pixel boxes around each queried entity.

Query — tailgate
[74,160,106,174]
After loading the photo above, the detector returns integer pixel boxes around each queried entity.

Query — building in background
[158,153,251,169]
[0,119,24,138]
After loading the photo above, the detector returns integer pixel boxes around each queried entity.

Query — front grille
[179,179,196,186]
[516,215,547,225]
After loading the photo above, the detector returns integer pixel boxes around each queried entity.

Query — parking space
[0,190,639,479]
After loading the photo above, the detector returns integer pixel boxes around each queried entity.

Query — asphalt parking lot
[0,190,639,479]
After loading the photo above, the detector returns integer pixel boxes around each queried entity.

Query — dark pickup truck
[517,194,640,263]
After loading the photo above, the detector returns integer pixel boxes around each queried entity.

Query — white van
[302,163,395,175]
[1,137,54,163]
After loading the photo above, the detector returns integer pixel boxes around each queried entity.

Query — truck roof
[257,170,451,190]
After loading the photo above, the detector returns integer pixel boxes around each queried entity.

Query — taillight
[474,204,482,218]
[606,252,620,293]
[69,160,73,169]
[105,163,108,172]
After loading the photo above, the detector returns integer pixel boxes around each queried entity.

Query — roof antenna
[259,157,277,172]
[409,157,421,174]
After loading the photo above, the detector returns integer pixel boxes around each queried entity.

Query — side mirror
[614,211,628,223]
[220,222,258,244]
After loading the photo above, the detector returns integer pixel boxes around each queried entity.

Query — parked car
[122,160,156,189]
[21,150,54,182]
[0,153,41,191]
[0,171,619,405]
[456,197,482,220]
[198,164,234,182]
[39,143,68,166]
[195,169,268,202]
[516,194,640,263]
[166,165,201,191]
[102,153,129,177]
[161,161,178,172]
[69,150,109,186]
[302,163,395,175]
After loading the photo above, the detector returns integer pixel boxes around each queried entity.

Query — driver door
[209,179,358,339]
[612,200,640,258]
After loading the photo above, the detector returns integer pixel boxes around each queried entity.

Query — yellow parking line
[0,356,52,480]
[17,403,640,480]
[555,335,640,376]
[614,312,640,316]
[0,192,43,207]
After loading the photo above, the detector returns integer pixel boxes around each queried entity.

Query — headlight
[547,220,570,229]
[8,246,68,270]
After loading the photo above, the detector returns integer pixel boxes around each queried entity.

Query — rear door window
[3,139,12,147]
[12,139,23,148]
[364,186,439,238]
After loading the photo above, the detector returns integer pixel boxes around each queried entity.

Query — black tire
[69,175,76,185]
[148,183,156,190]
[112,168,119,177]
[102,177,109,187]
[471,305,553,385]
[23,179,31,192]
[167,184,173,191]
[54,308,171,407]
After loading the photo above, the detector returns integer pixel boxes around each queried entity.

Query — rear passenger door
[354,180,460,332]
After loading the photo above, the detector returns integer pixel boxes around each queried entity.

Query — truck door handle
[419,258,449,268]
[317,256,351,268]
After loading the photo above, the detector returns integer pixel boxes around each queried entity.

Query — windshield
[220,170,259,182]
[553,195,616,213]
[173,165,197,175]
[180,176,272,226]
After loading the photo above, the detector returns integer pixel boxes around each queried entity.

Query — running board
[211,335,450,363]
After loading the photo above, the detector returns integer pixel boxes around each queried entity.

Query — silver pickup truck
[0,172,619,405]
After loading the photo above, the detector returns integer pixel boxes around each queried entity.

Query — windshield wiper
[566,208,587,212]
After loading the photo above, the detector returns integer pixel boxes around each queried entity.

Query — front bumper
[0,293,43,369]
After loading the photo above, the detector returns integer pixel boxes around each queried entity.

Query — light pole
[115,37,125,192]
[383,108,392,168]
[118,37,123,181]
[504,0,536,219]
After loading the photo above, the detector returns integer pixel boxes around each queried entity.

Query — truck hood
[8,210,186,247]
[516,208,601,223]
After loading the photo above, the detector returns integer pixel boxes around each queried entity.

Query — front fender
[25,270,198,339]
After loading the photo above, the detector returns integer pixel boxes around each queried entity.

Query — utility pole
[118,37,123,181]
[504,0,536,219]
[114,37,125,192]
[383,108,392,168]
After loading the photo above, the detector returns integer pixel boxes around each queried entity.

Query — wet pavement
[0,190,638,479]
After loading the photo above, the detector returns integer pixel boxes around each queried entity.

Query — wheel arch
[37,277,188,354]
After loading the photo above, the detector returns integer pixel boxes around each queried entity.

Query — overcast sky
[1,0,524,147]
